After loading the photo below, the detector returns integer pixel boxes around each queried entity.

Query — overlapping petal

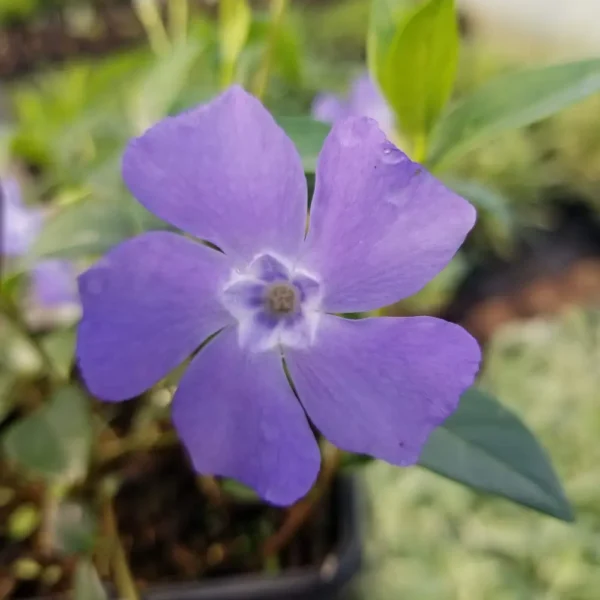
[171,327,320,505]
[300,117,476,313]
[122,86,307,264]
[285,315,480,465]
[77,232,233,401]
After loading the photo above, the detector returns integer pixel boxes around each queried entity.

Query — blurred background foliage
[2,0,600,598]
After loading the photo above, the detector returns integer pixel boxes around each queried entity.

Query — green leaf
[219,0,252,86]
[52,501,97,555]
[367,0,417,84]
[3,385,92,484]
[28,196,166,262]
[429,58,600,169]
[41,328,76,382]
[73,559,108,600]
[419,388,573,521]
[276,117,330,173]
[383,0,458,152]
[131,39,204,132]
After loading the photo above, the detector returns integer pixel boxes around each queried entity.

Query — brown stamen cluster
[266,283,298,315]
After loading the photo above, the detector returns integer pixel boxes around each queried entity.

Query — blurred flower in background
[312,73,395,136]
[1,176,80,325]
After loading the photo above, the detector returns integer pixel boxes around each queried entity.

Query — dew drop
[380,145,405,165]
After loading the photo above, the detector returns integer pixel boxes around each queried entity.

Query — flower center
[266,283,298,315]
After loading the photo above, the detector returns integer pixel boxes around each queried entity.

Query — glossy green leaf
[383,0,458,150]
[367,0,417,84]
[73,559,108,600]
[131,39,204,132]
[219,0,252,86]
[419,388,573,521]
[429,58,600,168]
[3,385,92,483]
[276,117,330,173]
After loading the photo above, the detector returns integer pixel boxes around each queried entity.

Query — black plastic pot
[138,475,362,600]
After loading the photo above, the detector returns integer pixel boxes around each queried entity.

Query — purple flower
[1,177,78,310]
[312,73,394,134]
[77,86,480,505]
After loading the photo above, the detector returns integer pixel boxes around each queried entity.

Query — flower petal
[32,260,79,308]
[285,315,480,465]
[122,86,307,264]
[171,327,320,505]
[311,93,348,123]
[301,118,476,312]
[77,232,233,401]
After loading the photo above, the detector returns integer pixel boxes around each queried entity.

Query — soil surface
[0,444,337,599]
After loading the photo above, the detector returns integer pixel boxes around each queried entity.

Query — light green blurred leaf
[219,0,252,86]
[367,0,417,84]
[276,116,330,173]
[383,0,458,151]
[73,559,108,600]
[221,479,258,503]
[41,328,76,382]
[28,196,166,262]
[52,501,97,555]
[429,58,600,168]
[419,388,573,521]
[131,39,204,132]
[3,385,92,483]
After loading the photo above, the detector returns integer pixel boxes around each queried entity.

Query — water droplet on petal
[380,145,405,165]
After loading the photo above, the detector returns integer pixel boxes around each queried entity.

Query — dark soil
[0,444,338,599]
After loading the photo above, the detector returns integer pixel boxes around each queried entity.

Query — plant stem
[37,484,61,556]
[261,443,341,558]
[168,0,188,42]
[102,496,139,600]
[133,0,171,56]
[252,0,288,100]
[97,429,179,463]
[0,291,61,384]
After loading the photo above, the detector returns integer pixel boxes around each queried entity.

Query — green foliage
[3,385,92,483]
[219,0,252,87]
[382,0,458,158]
[130,39,206,132]
[73,559,108,600]
[367,0,417,83]
[276,116,330,173]
[52,501,97,555]
[29,196,165,262]
[429,57,600,169]
[420,388,573,521]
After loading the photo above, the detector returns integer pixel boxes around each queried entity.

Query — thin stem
[102,496,140,600]
[97,429,179,463]
[252,0,288,100]
[261,443,341,558]
[133,0,171,56]
[168,0,188,42]
[0,291,61,383]
[36,484,61,556]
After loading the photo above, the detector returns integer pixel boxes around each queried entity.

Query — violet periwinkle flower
[1,177,78,311]
[312,73,394,135]
[77,86,480,505]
